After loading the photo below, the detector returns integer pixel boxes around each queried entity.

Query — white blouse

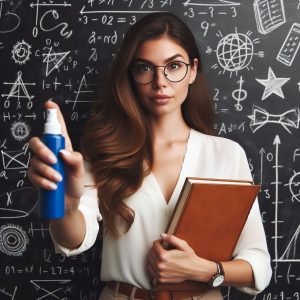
[51,129,272,295]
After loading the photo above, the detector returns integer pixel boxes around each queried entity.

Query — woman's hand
[28,100,85,215]
[147,233,216,285]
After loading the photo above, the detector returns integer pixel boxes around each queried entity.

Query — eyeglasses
[130,61,191,85]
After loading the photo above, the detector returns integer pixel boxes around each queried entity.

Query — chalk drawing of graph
[275,171,300,262]
[65,75,97,110]
[277,225,300,261]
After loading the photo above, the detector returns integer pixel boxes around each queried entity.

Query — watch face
[212,274,225,287]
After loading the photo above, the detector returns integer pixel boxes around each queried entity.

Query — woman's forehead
[134,37,189,63]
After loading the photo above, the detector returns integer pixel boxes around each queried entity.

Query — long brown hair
[81,12,215,237]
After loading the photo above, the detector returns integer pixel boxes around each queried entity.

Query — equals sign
[117,17,126,23]
[220,109,229,113]
[45,84,51,89]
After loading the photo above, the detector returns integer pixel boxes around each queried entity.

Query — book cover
[165,177,260,262]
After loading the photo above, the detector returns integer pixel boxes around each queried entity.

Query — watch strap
[217,262,224,275]
[208,262,225,287]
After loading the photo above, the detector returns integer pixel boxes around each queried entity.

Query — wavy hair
[81,12,215,237]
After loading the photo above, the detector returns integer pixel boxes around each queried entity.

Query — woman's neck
[149,112,190,144]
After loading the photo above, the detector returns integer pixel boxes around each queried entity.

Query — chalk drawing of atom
[212,28,264,77]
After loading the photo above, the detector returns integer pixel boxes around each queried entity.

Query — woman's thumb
[160,233,190,251]
[60,150,84,177]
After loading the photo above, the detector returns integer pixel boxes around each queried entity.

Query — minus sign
[218,12,227,15]
[197,12,208,15]
[91,18,98,21]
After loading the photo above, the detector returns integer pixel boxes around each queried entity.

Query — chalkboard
[0,1,299,299]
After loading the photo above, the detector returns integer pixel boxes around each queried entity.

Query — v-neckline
[150,129,193,206]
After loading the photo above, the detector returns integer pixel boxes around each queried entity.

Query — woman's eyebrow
[164,54,185,63]
[134,54,185,64]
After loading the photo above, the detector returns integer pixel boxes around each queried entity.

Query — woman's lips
[152,95,171,104]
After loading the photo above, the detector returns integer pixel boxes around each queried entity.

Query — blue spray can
[40,108,65,219]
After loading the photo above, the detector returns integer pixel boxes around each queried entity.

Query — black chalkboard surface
[0,1,299,299]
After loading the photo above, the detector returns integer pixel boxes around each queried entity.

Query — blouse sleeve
[50,163,102,257]
[232,144,272,294]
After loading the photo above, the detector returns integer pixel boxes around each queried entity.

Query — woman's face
[131,36,198,118]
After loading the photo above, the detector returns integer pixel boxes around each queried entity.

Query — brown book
[164,177,260,262]
[152,178,260,296]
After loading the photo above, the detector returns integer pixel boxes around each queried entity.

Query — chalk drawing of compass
[211,27,264,77]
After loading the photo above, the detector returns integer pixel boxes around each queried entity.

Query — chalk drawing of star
[256,67,290,100]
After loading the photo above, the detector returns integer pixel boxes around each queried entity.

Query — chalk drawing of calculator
[277,23,300,66]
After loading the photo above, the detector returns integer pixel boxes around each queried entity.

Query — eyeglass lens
[131,61,189,84]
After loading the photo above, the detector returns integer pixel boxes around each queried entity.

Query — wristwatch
[208,262,225,288]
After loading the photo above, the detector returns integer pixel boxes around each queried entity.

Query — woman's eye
[167,62,180,70]
[137,64,152,73]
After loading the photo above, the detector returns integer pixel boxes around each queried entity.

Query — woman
[28,12,272,300]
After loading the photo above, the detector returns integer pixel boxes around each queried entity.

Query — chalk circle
[289,172,300,203]
[217,33,254,72]
[10,121,30,141]
[0,223,29,256]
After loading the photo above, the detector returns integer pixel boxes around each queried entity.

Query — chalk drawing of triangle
[7,72,33,101]
[43,48,70,77]
[279,224,300,261]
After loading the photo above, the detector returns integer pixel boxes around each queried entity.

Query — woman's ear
[189,58,198,84]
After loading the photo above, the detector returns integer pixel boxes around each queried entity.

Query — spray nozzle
[44,108,62,134]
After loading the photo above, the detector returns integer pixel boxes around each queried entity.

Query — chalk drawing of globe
[289,172,300,203]
[216,33,254,72]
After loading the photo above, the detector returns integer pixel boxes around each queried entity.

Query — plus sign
[53,77,61,90]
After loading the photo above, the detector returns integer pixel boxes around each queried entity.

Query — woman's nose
[152,66,168,87]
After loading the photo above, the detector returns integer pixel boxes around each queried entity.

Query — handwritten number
[231,7,237,18]
[201,21,209,37]
[129,16,136,25]
[213,88,220,101]
[186,8,195,18]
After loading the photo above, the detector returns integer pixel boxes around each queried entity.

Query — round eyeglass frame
[129,61,191,85]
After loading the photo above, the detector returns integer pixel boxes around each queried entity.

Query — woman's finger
[29,137,57,164]
[60,150,84,178]
[28,167,57,190]
[30,156,63,183]
[160,233,192,253]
